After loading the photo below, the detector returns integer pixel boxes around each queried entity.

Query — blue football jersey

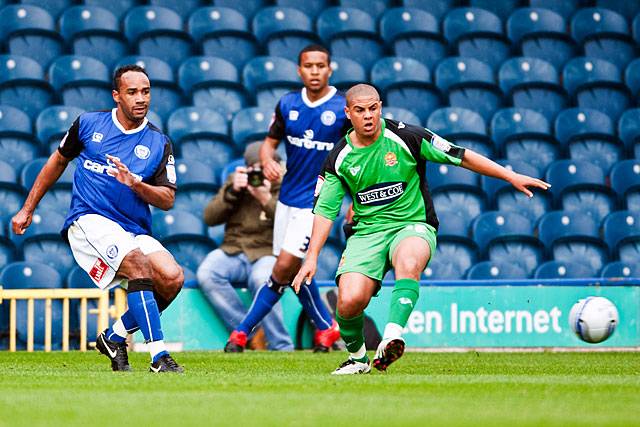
[267,87,350,208]
[59,109,177,235]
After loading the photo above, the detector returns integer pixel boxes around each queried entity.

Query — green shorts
[335,222,437,284]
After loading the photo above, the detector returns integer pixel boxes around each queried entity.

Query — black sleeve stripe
[57,117,83,159]
[267,101,285,140]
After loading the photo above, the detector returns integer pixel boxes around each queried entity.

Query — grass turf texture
[1,351,639,426]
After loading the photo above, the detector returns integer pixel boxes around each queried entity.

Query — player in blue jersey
[11,65,184,373]
[225,45,349,352]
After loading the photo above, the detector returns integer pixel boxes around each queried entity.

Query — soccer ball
[569,297,619,343]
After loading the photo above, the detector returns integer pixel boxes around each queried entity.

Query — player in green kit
[292,84,551,374]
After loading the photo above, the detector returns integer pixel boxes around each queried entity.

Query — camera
[247,169,264,187]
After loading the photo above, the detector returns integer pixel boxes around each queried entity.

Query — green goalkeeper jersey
[313,118,466,234]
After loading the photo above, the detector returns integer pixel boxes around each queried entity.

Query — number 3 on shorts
[299,236,310,253]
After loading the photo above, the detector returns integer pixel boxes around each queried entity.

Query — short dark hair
[112,64,149,91]
[298,44,331,65]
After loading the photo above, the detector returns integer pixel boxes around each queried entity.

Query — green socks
[336,310,365,355]
[388,278,420,328]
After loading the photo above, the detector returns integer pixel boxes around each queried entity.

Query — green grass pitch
[1,351,639,426]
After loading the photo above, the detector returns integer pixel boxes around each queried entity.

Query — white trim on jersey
[384,128,412,156]
[111,108,148,135]
[334,144,353,177]
[301,86,337,108]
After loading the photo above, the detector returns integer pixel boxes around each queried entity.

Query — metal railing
[0,287,127,352]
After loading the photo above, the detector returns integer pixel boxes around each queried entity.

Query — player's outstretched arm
[460,149,550,198]
[11,150,71,234]
[106,154,175,210]
[292,214,334,294]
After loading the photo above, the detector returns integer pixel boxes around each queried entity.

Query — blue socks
[237,276,284,334]
[297,278,333,330]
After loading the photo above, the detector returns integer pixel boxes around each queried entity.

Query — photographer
[197,142,293,351]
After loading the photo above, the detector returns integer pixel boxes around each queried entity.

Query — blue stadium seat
[0,261,64,350]
[242,56,301,108]
[423,238,478,281]
[427,107,492,158]
[0,159,18,188]
[35,106,84,153]
[469,0,519,22]
[0,5,63,68]
[371,57,440,124]
[432,189,486,233]
[11,209,75,278]
[436,57,501,123]
[146,110,164,133]
[0,54,55,119]
[49,56,112,111]
[253,7,318,62]
[316,7,384,72]
[426,162,480,194]
[38,188,72,213]
[124,6,194,70]
[600,261,640,278]
[174,158,219,190]
[634,14,640,49]
[481,160,549,222]
[163,238,216,274]
[534,260,596,279]
[507,8,576,70]
[537,210,608,274]
[610,160,640,211]
[563,57,631,121]
[554,108,622,174]
[383,107,421,127]
[178,56,246,121]
[188,7,259,69]
[83,0,138,21]
[65,265,99,346]
[207,223,225,247]
[114,56,182,123]
[339,0,390,19]
[174,188,216,214]
[572,8,636,69]
[0,105,40,171]
[618,240,640,265]
[545,159,615,223]
[188,7,258,70]
[275,0,329,20]
[316,240,342,281]
[618,108,640,158]
[231,106,274,147]
[0,229,16,271]
[491,108,558,172]
[330,57,367,92]
[167,106,228,150]
[59,6,127,69]
[403,0,454,22]
[499,57,566,122]
[214,0,267,19]
[149,0,201,19]
[596,0,640,19]
[18,0,73,19]
[380,8,446,71]
[443,7,510,71]
[466,261,529,280]
[168,106,234,176]
[529,0,579,20]
[152,210,207,241]
[625,59,640,100]
[603,211,640,256]
[472,211,543,276]
[21,158,76,190]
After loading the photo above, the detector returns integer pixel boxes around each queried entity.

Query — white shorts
[273,201,314,259]
[67,214,168,290]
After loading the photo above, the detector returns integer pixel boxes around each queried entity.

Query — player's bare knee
[395,257,426,279]
[120,249,153,280]
[338,293,367,318]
